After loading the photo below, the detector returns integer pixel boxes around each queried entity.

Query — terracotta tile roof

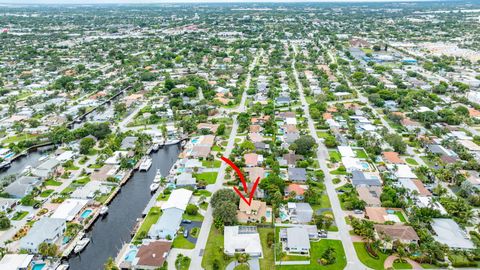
[244,153,259,166]
[468,108,480,118]
[286,184,306,196]
[382,152,405,164]
[323,113,333,120]
[249,125,262,133]
[412,179,431,196]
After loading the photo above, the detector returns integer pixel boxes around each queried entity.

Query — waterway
[68,143,181,270]
[0,147,53,179]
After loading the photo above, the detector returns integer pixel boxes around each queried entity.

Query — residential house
[4,176,41,198]
[374,224,419,250]
[244,153,262,167]
[285,184,307,200]
[351,170,382,187]
[431,219,475,250]
[237,199,267,223]
[148,208,183,240]
[131,240,172,269]
[0,254,33,270]
[382,152,405,164]
[224,226,262,257]
[287,202,313,223]
[280,227,311,255]
[31,158,60,179]
[175,173,196,188]
[20,217,66,253]
[288,168,307,182]
[357,186,382,207]
[51,199,89,221]
[121,136,139,150]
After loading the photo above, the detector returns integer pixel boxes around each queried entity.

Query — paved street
[291,44,367,270]
[188,50,262,270]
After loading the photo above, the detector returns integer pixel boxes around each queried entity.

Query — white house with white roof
[224,226,263,257]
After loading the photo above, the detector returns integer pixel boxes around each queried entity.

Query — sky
[0,0,431,4]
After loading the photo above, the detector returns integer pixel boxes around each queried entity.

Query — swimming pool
[266,210,271,218]
[32,263,45,270]
[124,249,138,262]
[360,162,370,170]
[279,212,287,220]
[80,209,93,219]
[191,138,199,144]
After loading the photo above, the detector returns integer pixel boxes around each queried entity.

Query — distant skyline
[0,0,436,5]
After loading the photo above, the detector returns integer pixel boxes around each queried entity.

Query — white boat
[153,169,162,183]
[0,161,11,169]
[139,157,152,171]
[99,206,108,215]
[74,238,90,253]
[149,182,160,192]
[153,143,160,151]
[38,155,49,162]
[21,165,32,175]
[56,264,70,270]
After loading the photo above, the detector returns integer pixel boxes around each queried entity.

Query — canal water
[0,148,52,179]
[68,143,181,270]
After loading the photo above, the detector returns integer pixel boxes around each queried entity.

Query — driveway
[181,221,202,245]
[226,258,260,270]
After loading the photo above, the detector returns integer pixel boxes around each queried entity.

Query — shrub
[364,243,378,259]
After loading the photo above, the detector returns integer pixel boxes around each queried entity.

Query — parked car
[183,229,189,238]
[318,230,327,238]
[182,219,192,224]
[353,209,363,214]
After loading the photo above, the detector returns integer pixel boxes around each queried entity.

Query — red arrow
[221,156,260,206]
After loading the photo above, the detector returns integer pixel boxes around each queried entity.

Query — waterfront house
[4,176,41,198]
[224,226,262,257]
[148,208,183,240]
[175,173,197,188]
[31,158,60,179]
[431,218,475,250]
[0,254,33,270]
[20,217,66,253]
[51,199,90,221]
[132,240,172,269]
[288,167,307,182]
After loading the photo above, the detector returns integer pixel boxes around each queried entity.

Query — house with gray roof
[288,168,307,182]
[121,136,138,150]
[148,208,183,240]
[280,227,310,255]
[31,158,60,179]
[20,217,66,253]
[287,202,313,223]
[4,176,41,198]
[175,173,196,188]
[431,218,475,250]
[351,170,382,187]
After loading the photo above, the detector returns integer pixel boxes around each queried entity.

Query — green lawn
[193,190,212,197]
[12,211,29,221]
[73,177,90,185]
[278,240,347,270]
[329,151,341,163]
[395,211,407,223]
[202,226,233,270]
[2,134,37,144]
[202,160,221,168]
[175,254,191,270]
[156,193,170,201]
[330,169,347,175]
[393,260,412,269]
[133,207,161,241]
[405,158,418,166]
[234,265,250,270]
[353,242,390,270]
[173,234,195,249]
[44,179,62,186]
[194,172,218,185]
[355,149,368,159]
[182,212,204,222]
[317,131,330,139]
[312,194,331,211]
[211,145,223,152]
[39,189,54,198]
[258,227,275,270]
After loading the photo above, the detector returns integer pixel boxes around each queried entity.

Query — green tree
[80,137,96,155]
[185,204,198,216]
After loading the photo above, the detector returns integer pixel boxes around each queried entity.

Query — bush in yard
[186,204,198,215]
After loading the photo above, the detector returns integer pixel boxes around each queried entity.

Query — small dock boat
[99,206,108,215]
[149,182,160,192]
[139,156,152,171]
[74,238,90,253]
[153,169,162,183]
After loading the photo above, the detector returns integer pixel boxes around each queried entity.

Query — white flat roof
[51,199,89,221]
[0,254,33,270]
[161,188,193,211]
[432,218,474,249]
[395,164,417,179]
[338,146,355,157]
[224,226,262,255]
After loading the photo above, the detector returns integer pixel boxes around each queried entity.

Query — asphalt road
[291,44,367,270]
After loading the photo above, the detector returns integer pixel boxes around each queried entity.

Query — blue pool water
[360,162,370,169]
[32,263,45,270]
[386,210,395,214]
[266,210,271,218]
[80,209,93,219]
[279,212,287,219]
[191,138,199,144]
[125,249,138,262]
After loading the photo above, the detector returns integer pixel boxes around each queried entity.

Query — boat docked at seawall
[153,169,162,183]
[74,238,91,253]
[149,182,160,192]
[99,206,108,215]
[138,156,152,171]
